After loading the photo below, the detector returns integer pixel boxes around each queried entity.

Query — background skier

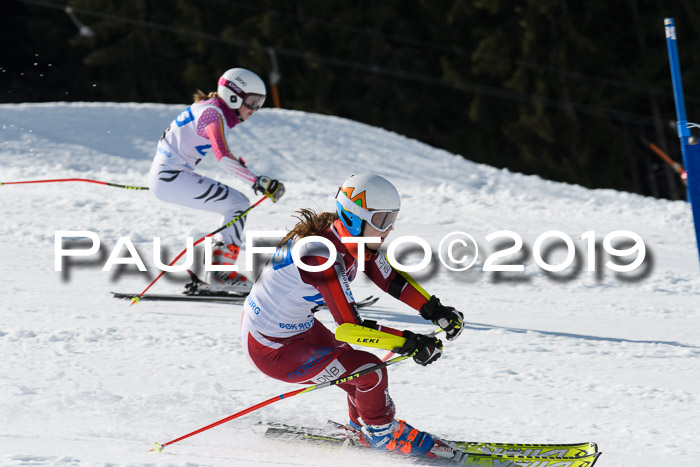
[148,67,285,293]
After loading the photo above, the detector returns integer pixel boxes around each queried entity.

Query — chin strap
[332,219,375,261]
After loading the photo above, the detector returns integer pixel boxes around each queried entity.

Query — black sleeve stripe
[387,273,407,299]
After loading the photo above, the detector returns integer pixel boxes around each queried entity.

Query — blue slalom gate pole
[664,18,700,266]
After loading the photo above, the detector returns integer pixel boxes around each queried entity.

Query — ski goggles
[241,93,266,111]
[218,78,266,110]
[336,192,399,232]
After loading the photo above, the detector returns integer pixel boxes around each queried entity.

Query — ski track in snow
[1,103,699,466]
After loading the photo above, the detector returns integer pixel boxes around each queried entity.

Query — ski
[447,440,597,458]
[449,451,600,466]
[264,422,600,466]
[111,292,380,308]
[113,270,380,307]
[354,295,380,308]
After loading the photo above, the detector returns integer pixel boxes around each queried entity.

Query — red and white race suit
[241,219,432,425]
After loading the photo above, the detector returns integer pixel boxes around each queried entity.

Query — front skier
[148,67,285,294]
[240,174,464,457]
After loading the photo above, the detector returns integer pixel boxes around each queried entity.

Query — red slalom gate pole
[151,354,411,453]
[0,178,149,190]
[648,142,688,186]
[131,196,268,304]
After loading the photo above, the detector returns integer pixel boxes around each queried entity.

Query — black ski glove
[393,330,443,366]
[253,175,285,203]
[419,295,464,341]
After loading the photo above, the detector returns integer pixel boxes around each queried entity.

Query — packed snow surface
[1,103,699,466]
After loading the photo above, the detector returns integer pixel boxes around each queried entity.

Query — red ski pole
[0,178,148,190]
[151,353,411,453]
[131,195,268,305]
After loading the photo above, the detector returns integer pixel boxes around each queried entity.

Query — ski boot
[359,419,435,456]
[205,241,252,294]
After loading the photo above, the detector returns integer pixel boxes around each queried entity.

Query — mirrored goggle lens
[243,93,266,110]
[369,210,398,231]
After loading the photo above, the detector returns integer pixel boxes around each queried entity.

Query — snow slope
[1,102,699,466]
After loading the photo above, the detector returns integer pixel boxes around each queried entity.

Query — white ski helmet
[335,174,401,236]
[217,68,267,111]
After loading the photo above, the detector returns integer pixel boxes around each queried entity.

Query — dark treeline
[3,0,699,200]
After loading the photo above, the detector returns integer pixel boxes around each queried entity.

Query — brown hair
[193,90,220,103]
[279,209,338,246]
